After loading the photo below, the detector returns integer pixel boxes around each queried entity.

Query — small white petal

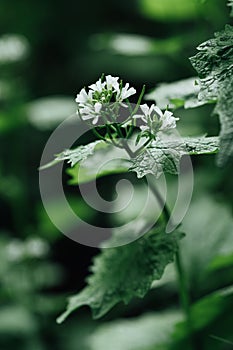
[76,88,88,103]
[152,105,163,118]
[106,75,119,91]
[133,114,144,119]
[82,106,92,114]
[163,110,173,118]
[89,79,106,92]
[118,82,136,100]
[82,114,94,121]
[92,115,99,124]
[160,111,178,130]
[140,104,150,116]
[120,102,128,108]
[140,125,148,131]
[94,102,102,113]
[122,87,136,99]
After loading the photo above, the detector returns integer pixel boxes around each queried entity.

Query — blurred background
[0,0,233,349]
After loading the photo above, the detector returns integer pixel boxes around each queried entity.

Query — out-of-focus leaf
[229,0,233,16]
[57,226,183,322]
[37,195,96,241]
[0,307,36,335]
[90,33,184,56]
[139,0,200,21]
[27,97,77,130]
[208,254,233,272]
[88,311,183,350]
[173,286,233,347]
[145,77,206,110]
[130,136,219,178]
[0,34,29,64]
[181,196,233,295]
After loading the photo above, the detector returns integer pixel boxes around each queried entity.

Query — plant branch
[142,176,197,350]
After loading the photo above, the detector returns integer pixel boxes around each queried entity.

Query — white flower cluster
[135,104,179,137]
[76,75,136,124]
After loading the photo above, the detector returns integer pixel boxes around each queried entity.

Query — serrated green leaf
[66,145,130,185]
[57,226,184,322]
[129,136,219,178]
[40,140,106,170]
[145,77,206,110]
[214,77,233,166]
[190,25,233,165]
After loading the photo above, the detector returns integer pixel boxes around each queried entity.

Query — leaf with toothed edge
[39,140,107,170]
[190,24,233,166]
[57,225,184,323]
[129,136,219,178]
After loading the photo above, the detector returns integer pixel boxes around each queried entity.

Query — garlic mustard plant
[41,74,220,331]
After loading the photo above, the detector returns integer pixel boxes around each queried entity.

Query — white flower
[160,110,178,130]
[106,75,120,91]
[75,75,137,125]
[134,103,179,137]
[81,102,102,124]
[75,88,93,104]
[89,78,106,93]
[117,82,136,101]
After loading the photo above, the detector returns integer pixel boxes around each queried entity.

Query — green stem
[146,177,170,222]
[121,140,135,158]
[92,127,111,144]
[142,177,196,350]
[175,249,194,349]
[113,123,136,158]
[134,138,152,156]
[131,84,146,116]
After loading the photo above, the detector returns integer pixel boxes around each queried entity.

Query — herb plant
[41,2,233,349]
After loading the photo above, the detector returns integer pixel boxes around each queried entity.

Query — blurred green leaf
[0,34,29,65]
[145,77,209,110]
[139,0,200,21]
[229,0,233,16]
[90,33,185,56]
[173,286,233,348]
[181,196,233,295]
[37,196,96,241]
[0,307,36,335]
[88,311,183,350]
[208,254,233,271]
[27,97,77,130]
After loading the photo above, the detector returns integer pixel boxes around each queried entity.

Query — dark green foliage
[57,227,184,322]
[190,25,233,165]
